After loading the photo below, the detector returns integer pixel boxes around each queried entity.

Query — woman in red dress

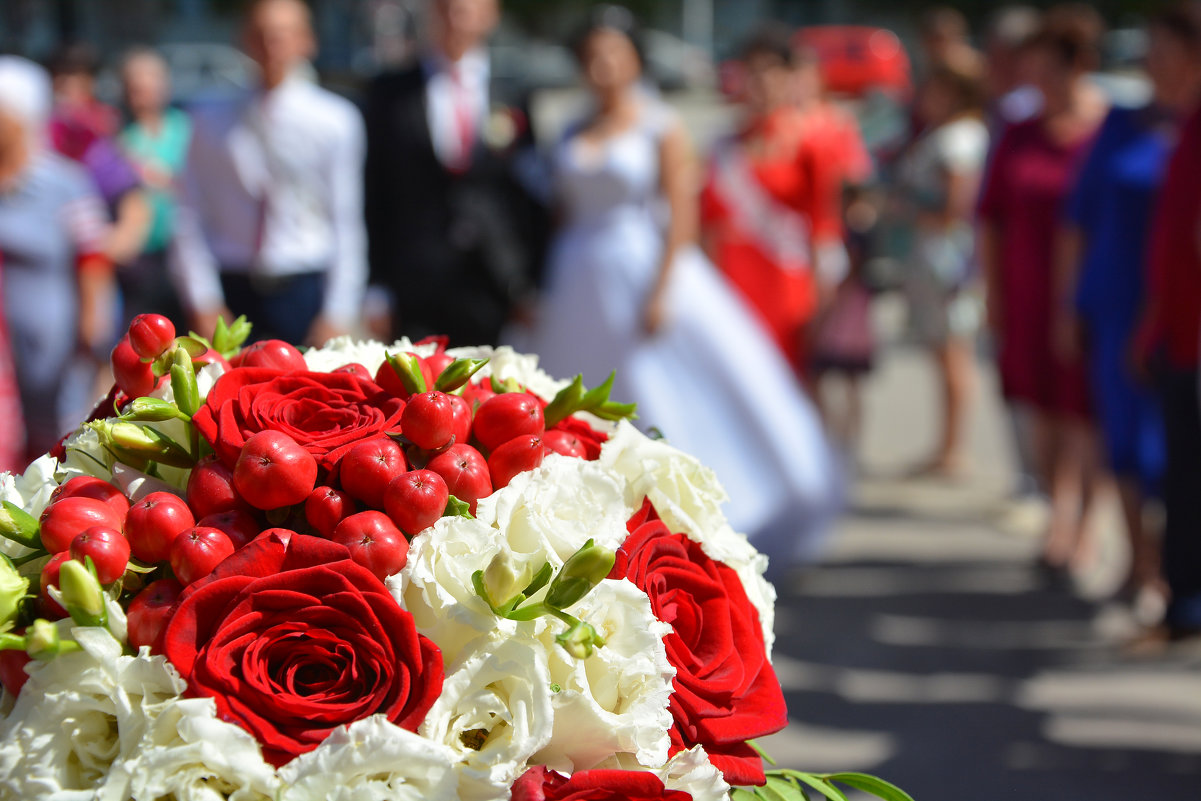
[978,12,1107,571]
[701,27,842,376]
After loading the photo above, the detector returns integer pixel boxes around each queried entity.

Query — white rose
[658,746,731,801]
[112,697,278,801]
[600,422,777,655]
[306,335,461,378]
[0,455,59,559]
[591,746,729,801]
[446,345,569,402]
[419,634,555,801]
[303,336,391,374]
[106,696,276,801]
[584,745,730,801]
[0,629,187,799]
[531,579,674,772]
[278,716,458,801]
[392,516,528,665]
[474,455,631,563]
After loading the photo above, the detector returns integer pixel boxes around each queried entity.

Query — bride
[520,6,843,570]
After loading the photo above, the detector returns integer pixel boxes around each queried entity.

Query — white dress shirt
[423,48,490,169]
[171,70,367,329]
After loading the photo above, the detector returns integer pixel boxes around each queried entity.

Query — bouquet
[0,314,911,801]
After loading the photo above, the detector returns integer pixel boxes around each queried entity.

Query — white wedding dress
[522,101,843,571]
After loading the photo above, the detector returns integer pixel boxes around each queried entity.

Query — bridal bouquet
[0,314,910,801]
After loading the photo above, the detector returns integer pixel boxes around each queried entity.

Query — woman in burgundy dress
[978,12,1106,571]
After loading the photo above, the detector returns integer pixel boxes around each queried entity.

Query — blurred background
[1,1,1200,799]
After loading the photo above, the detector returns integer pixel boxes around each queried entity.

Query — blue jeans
[220,270,324,345]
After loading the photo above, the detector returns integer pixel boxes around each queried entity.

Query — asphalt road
[757,300,1201,801]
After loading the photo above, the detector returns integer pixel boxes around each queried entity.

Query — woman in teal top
[119,47,190,325]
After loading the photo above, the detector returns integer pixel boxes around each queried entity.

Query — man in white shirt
[364,0,547,347]
[172,0,366,346]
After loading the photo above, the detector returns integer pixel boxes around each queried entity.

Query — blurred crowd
[0,0,1200,639]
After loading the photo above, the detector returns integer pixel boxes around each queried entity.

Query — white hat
[0,55,52,133]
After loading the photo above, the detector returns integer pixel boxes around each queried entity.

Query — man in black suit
[364,0,547,347]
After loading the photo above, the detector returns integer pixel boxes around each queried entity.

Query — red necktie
[450,66,475,170]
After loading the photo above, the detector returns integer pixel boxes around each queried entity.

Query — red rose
[512,767,693,801]
[619,501,786,786]
[552,415,609,460]
[192,367,405,471]
[161,530,442,766]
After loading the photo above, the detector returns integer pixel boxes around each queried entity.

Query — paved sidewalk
[758,314,1201,801]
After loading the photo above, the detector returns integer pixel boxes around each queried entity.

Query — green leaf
[791,773,850,801]
[749,740,778,766]
[542,375,585,428]
[730,789,761,801]
[823,774,916,801]
[763,775,805,801]
[443,495,473,519]
[210,315,252,358]
[578,371,616,409]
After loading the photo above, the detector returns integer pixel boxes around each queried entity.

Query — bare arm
[1052,224,1085,360]
[105,189,152,267]
[645,122,696,335]
[977,221,1002,338]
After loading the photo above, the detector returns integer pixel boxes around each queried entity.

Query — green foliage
[731,770,915,801]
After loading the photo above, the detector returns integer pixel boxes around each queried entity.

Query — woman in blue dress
[1059,6,1201,603]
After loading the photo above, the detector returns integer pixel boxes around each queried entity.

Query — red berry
[448,394,472,446]
[70,526,131,584]
[238,339,308,372]
[339,438,407,509]
[333,362,372,380]
[170,527,235,585]
[332,511,409,581]
[401,391,457,450]
[47,476,130,520]
[374,356,435,400]
[196,509,260,549]
[39,552,72,618]
[488,434,546,490]
[427,444,492,514]
[385,469,449,536]
[192,347,231,373]
[111,336,156,398]
[40,496,125,554]
[374,360,409,398]
[304,486,357,538]
[460,379,496,409]
[186,456,247,519]
[126,578,183,651]
[125,492,195,564]
[128,314,176,360]
[542,429,588,458]
[424,352,454,381]
[233,430,318,510]
[0,648,31,697]
[472,393,545,452]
